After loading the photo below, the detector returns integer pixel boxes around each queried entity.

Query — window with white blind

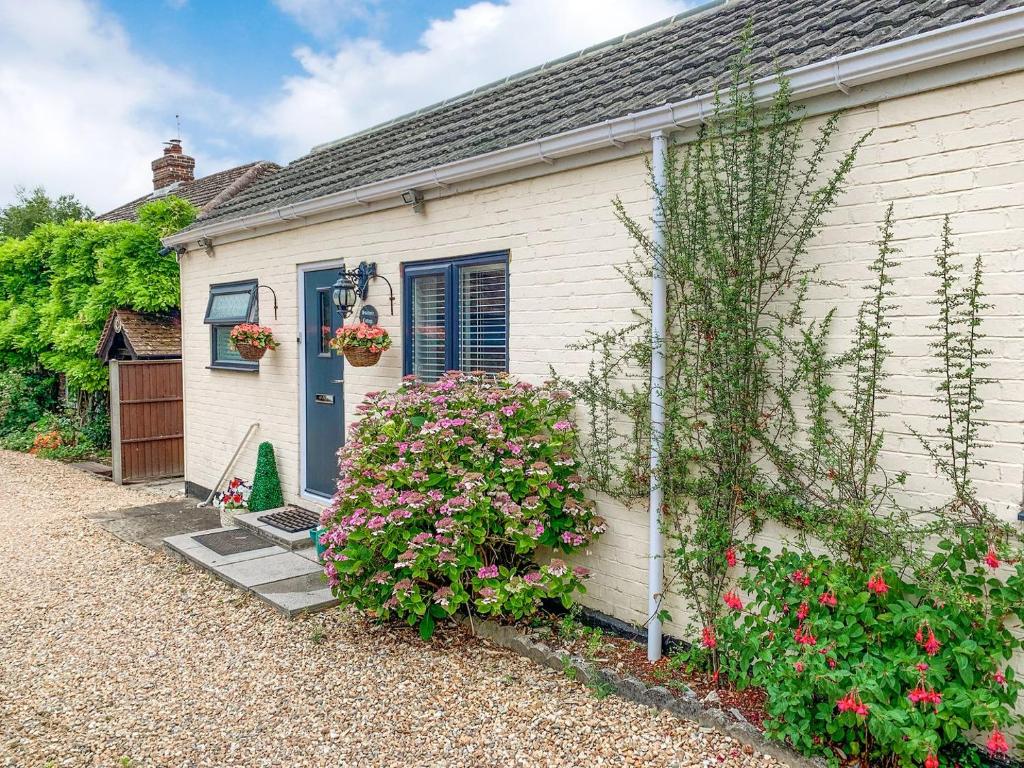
[403,253,508,382]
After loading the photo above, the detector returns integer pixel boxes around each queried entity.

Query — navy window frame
[401,251,509,378]
[204,279,259,371]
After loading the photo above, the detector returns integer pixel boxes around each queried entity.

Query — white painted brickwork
[180,70,1024,637]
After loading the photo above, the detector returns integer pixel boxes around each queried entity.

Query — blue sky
[0,0,688,211]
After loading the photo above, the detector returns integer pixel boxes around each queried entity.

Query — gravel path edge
[463,616,826,768]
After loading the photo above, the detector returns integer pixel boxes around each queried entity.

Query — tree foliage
[0,185,93,239]
[0,195,195,392]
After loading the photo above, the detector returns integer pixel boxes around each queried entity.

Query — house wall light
[331,272,358,318]
[400,188,424,214]
[332,261,396,318]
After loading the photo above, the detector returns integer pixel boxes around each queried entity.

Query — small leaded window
[204,280,258,370]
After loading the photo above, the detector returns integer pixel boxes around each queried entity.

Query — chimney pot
[152,139,195,190]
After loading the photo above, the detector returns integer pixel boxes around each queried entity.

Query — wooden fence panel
[110,360,184,483]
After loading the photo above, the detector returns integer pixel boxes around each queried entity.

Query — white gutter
[647,131,668,663]
[164,6,1024,248]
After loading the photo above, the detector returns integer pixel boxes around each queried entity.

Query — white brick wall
[180,69,1024,637]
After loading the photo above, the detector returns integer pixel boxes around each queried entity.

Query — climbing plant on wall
[558,35,869,658]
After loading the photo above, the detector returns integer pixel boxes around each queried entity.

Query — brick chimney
[151,139,195,190]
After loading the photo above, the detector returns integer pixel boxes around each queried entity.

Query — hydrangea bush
[714,533,1024,766]
[320,372,604,639]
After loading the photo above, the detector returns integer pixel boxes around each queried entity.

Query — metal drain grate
[258,507,320,533]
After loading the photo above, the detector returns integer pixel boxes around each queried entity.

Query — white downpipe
[648,131,668,662]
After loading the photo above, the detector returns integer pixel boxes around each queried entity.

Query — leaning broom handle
[201,422,260,507]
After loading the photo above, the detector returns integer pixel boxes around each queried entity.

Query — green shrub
[0,407,106,461]
[0,370,55,436]
[320,372,604,639]
[715,532,1023,766]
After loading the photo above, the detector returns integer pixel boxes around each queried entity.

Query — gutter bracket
[535,144,554,164]
[352,190,370,207]
[431,169,450,189]
[606,126,624,148]
[833,61,851,94]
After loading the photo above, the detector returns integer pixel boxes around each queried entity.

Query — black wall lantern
[332,261,396,319]
[331,272,358,318]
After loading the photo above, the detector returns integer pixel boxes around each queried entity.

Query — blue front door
[303,268,345,497]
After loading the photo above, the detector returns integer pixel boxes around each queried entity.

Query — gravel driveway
[0,451,790,768]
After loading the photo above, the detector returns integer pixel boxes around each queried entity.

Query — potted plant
[229,323,278,361]
[214,477,251,526]
[329,322,391,367]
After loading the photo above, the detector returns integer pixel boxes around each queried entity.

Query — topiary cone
[249,441,284,512]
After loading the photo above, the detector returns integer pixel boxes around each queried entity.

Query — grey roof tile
[186,0,1021,232]
[96,161,280,223]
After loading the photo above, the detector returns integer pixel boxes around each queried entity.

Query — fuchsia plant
[319,371,604,639]
[715,534,1023,766]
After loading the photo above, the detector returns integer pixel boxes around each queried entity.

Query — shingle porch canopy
[96,309,182,363]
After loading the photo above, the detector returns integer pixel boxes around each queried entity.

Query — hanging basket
[343,346,382,367]
[235,341,268,362]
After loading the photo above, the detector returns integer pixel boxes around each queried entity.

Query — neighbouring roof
[184,0,1019,233]
[96,161,280,223]
[96,308,181,362]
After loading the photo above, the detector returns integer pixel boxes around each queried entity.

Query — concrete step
[163,526,337,618]
[232,509,319,550]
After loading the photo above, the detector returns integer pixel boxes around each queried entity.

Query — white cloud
[259,0,689,157]
[273,0,382,38]
[0,0,236,212]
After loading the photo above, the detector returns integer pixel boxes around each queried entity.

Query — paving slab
[251,572,337,616]
[164,532,281,569]
[165,532,333,616]
[87,500,221,550]
[216,551,322,588]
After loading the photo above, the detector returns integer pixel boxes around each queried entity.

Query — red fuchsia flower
[794,624,817,646]
[790,569,811,587]
[794,661,805,674]
[908,685,942,708]
[993,669,1007,686]
[916,624,942,656]
[866,571,889,595]
[796,602,810,621]
[916,662,929,672]
[987,728,1009,755]
[924,754,939,768]
[985,546,1000,569]
[701,626,717,649]
[725,547,737,568]
[818,591,837,608]
[723,591,743,611]
[836,691,869,718]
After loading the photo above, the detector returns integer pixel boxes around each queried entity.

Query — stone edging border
[463,616,825,768]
